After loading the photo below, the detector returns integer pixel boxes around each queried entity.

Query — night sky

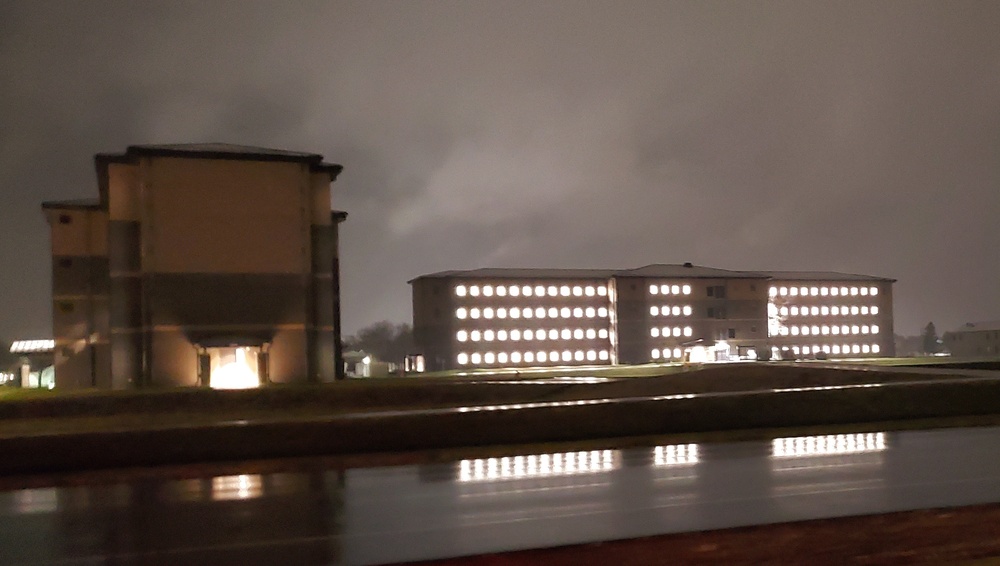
[2,1,999,344]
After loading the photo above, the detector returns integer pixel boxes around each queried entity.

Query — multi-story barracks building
[409,264,894,371]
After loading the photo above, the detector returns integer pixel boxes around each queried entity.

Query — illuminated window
[586,307,596,317]
[585,286,596,296]
[780,287,788,296]
[802,326,810,336]
[872,325,879,333]
[484,352,496,364]
[651,328,660,337]
[573,307,583,318]
[497,308,507,319]
[779,306,789,316]
[574,351,584,362]
[660,284,670,294]
[651,348,661,359]
[561,329,572,340]
[821,287,829,296]
[769,287,778,297]
[470,286,480,297]
[821,306,829,315]
[598,307,608,317]
[560,286,570,297]
[800,287,808,295]
[535,307,545,318]
[872,344,881,354]
[537,351,547,363]
[673,348,682,359]
[598,329,609,339]
[832,345,841,355]
[483,285,493,297]
[471,330,482,341]
[509,285,519,297]
[524,351,535,363]
[860,287,868,296]
[484,330,495,341]
[810,306,819,316]
[470,308,481,319]
[587,350,597,361]
[831,287,840,296]
[860,306,869,315]
[560,307,571,318]
[683,306,692,316]
[497,352,508,364]
[851,344,861,354]
[455,285,467,297]
[457,353,469,365]
[650,284,659,295]
[810,287,819,296]
[791,306,799,316]
[496,286,506,297]
[497,330,508,341]
[803,346,811,355]
[822,345,831,354]
[548,307,558,318]
[872,306,880,315]
[861,325,869,334]
[650,306,659,316]
[523,285,533,296]
[683,326,692,337]
[671,306,681,316]
[840,286,849,295]
[511,329,522,340]
[510,307,521,318]
[561,351,572,362]
[523,308,534,319]
[831,306,840,315]
[573,286,583,296]
[511,352,522,363]
[672,327,681,337]
[790,287,798,296]
[832,326,840,335]
[821,325,830,335]
[457,330,468,342]
[547,286,558,297]
[456,308,468,319]
[841,325,849,334]
[534,330,544,341]
[811,325,819,335]
[780,327,789,336]
[861,344,870,353]
[851,306,859,315]
[598,350,609,361]
[682,284,691,295]
[549,329,559,340]
[572,329,583,340]
[671,285,680,294]
[534,285,545,296]
[586,328,597,339]
[851,325,860,335]
[792,346,800,355]
[597,286,608,296]
[870,287,879,296]
[484,307,494,319]
[791,327,800,335]
[471,353,482,364]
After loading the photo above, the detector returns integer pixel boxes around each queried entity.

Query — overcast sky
[2,0,999,343]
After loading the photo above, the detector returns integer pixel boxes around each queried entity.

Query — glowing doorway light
[211,474,263,501]
[209,347,261,390]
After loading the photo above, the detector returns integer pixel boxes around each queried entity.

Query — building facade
[942,321,1000,357]
[410,264,895,371]
[43,144,346,389]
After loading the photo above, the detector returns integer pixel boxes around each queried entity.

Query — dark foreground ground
[414,504,1000,566]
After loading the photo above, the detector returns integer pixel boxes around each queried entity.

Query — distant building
[943,321,1000,357]
[409,264,895,371]
[43,144,346,389]
[6,339,55,388]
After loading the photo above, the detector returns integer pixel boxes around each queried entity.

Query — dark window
[707,307,714,318]
[58,301,74,314]
[716,286,727,298]
[58,258,72,268]
[707,287,714,297]
[728,328,736,339]
[58,214,72,224]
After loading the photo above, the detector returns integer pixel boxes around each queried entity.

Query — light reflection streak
[772,433,886,458]
[456,398,611,413]
[653,444,699,466]
[211,474,263,501]
[459,450,619,482]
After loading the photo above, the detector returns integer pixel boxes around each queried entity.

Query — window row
[457,327,610,342]
[456,306,609,320]
[770,285,879,297]
[650,326,694,338]
[775,343,882,355]
[456,349,611,365]
[456,284,607,298]
[650,305,693,317]
[774,324,880,337]
[651,347,685,360]
[770,305,880,317]
[648,284,692,296]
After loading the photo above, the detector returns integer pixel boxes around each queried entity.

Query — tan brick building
[43,144,346,389]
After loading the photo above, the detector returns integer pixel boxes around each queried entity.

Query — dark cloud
[2,0,999,343]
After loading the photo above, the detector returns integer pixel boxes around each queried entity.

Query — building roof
[617,264,769,279]
[950,320,1000,333]
[96,143,344,177]
[762,271,896,282]
[410,268,621,283]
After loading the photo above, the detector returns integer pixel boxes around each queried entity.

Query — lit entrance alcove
[197,342,269,389]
